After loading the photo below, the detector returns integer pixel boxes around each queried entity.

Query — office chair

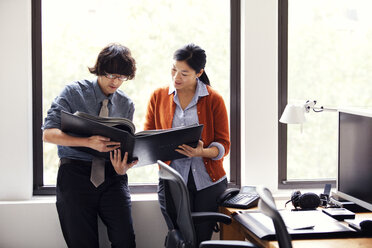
[157,160,257,248]
[256,186,292,248]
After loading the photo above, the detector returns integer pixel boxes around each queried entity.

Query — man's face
[97,74,128,96]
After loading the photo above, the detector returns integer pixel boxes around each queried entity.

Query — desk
[220,201,372,248]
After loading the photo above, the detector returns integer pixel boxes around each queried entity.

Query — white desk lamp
[279,100,337,124]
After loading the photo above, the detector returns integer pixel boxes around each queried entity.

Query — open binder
[61,110,204,167]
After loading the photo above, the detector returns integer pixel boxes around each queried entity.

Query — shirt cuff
[208,142,225,160]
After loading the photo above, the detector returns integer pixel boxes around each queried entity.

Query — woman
[144,43,230,245]
[43,43,138,248]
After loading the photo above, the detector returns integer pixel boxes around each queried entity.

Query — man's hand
[87,135,120,152]
[175,140,204,158]
[110,149,138,175]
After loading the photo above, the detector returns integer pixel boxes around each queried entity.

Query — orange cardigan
[144,85,230,182]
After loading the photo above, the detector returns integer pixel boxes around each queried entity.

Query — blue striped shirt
[169,79,226,191]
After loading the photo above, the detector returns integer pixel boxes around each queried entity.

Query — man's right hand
[87,135,121,152]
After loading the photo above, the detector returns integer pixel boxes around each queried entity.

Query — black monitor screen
[338,111,372,210]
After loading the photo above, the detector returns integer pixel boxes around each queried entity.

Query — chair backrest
[256,186,293,248]
[158,160,197,247]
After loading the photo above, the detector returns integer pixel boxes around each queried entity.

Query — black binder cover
[60,111,204,167]
[233,210,358,240]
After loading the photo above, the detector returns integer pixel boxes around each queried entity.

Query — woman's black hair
[173,43,210,85]
[89,43,136,80]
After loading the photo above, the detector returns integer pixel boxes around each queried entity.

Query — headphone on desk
[286,191,322,210]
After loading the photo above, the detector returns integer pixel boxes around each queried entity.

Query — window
[33,0,241,194]
[279,0,372,188]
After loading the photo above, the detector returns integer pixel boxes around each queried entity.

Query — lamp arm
[312,106,338,112]
[305,100,337,112]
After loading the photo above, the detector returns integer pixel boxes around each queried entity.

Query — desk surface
[220,200,372,248]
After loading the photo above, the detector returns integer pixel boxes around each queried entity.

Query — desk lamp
[280,100,337,124]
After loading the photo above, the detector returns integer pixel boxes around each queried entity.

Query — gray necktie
[90,99,109,187]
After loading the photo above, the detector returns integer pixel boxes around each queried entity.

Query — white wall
[0,0,33,200]
[0,196,168,248]
[241,0,278,190]
[0,0,279,247]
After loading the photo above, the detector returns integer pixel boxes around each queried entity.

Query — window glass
[42,0,230,185]
[287,0,372,180]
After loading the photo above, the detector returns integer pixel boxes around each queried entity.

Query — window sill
[0,193,159,205]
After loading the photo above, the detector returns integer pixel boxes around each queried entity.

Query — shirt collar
[93,78,114,103]
[197,78,209,97]
[168,83,176,95]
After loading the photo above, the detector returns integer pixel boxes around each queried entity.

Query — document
[61,110,204,167]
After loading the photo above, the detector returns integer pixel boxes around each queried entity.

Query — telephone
[218,186,260,209]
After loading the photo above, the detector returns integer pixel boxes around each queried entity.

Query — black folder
[233,209,358,240]
[60,110,204,167]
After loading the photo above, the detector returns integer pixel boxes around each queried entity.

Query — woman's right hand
[87,135,121,152]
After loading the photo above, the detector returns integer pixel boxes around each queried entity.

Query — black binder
[60,110,204,167]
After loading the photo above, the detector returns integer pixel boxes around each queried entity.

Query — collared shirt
[42,78,134,161]
[169,79,226,191]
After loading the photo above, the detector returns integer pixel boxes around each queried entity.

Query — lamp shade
[279,104,306,124]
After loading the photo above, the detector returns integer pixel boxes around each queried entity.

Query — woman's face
[171,60,203,91]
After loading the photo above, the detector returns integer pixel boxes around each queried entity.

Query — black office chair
[256,186,292,248]
[157,160,257,248]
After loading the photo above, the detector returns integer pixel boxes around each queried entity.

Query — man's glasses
[104,73,129,81]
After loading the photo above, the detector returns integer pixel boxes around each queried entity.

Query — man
[43,43,137,248]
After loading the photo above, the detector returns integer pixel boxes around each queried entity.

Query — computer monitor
[336,110,372,211]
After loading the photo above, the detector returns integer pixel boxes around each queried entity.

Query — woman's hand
[110,149,138,175]
[87,135,121,152]
[176,140,205,158]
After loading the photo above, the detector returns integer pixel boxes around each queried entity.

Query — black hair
[173,43,210,85]
[89,43,136,80]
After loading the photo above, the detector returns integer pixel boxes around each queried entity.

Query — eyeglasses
[104,73,129,81]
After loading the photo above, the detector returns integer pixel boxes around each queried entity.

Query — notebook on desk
[233,209,358,240]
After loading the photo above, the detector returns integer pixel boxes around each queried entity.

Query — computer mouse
[360,220,372,232]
